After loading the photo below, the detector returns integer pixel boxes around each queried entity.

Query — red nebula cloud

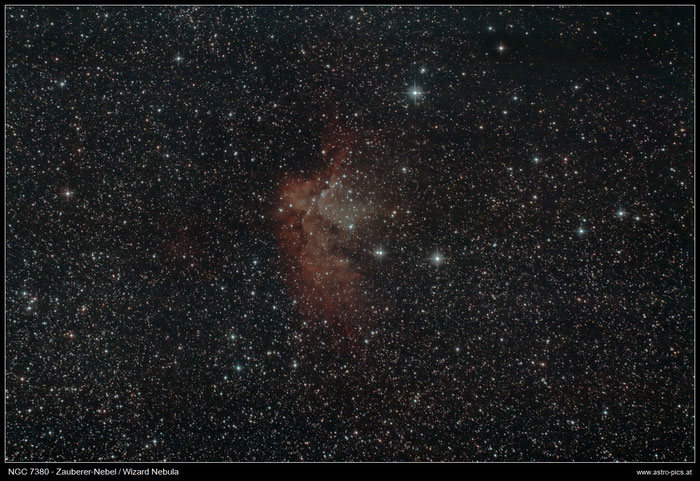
[276,134,374,341]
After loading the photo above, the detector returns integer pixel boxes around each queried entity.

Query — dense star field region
[5,6,694,462]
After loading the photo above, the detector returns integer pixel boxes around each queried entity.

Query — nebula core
[277,139,382,341]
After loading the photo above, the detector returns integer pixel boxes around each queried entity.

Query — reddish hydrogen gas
[276,135,377,341]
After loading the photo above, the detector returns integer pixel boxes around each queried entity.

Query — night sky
[6,6,694,462]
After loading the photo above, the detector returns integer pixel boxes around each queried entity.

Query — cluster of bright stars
[576,208,641,237]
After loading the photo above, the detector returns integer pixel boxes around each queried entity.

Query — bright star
[407,80,424,104]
